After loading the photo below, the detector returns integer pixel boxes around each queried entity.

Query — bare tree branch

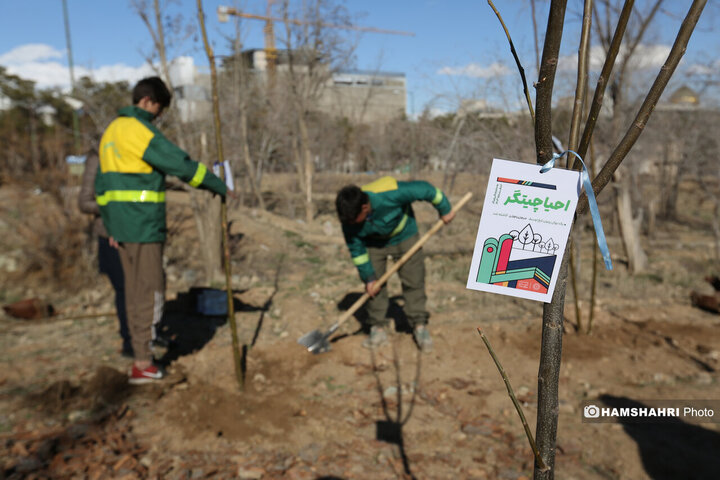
[567,0,593,164]
[575,0,635,166]
[578,0,709,214]
[488,0,535,124]
[535,1,568,165]
[567,0,594,332]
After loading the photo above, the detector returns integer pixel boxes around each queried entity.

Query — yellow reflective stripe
[189,163,207,187]
[432,188,444,205]
[390,213,408,237]
[352,253,370,266]
[96,190,166,206]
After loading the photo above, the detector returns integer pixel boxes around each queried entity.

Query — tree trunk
[189,131,223,284]
[535,250,570,479]
[190,192,222,284]
[664,165,681,220]
[240,109,265,209]
[297,113,315,223]
[197,0,242,390]
[646,198,657,238]
[29,110,39,172]
[442,115,466,192]
[533,1,568,478]
[610,83,648,275]
[615,171,647,272]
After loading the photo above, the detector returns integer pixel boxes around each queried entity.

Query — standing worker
[79,148,133,358]
[335,177,455,352]
[96,76,232,384]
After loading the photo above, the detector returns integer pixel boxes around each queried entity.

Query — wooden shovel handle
[336,191,473,328]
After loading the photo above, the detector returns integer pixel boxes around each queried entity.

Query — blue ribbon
[540,150,613,270]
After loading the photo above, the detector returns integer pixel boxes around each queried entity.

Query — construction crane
[217,1,413,83]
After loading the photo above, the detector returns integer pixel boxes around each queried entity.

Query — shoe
[128,364,165,385]
[362,326,388,349]
[413,325,433,353]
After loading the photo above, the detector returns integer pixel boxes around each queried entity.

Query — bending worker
[335,177,454,352]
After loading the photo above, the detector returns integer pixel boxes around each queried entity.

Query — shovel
[298,191,473,354]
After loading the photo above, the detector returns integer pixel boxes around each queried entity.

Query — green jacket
[95,106,227,243]
[341,177,451,282]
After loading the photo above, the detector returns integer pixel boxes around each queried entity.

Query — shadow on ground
[155,287,267,366]
[370,340,422,479]
[334,293,412,338]
[599,394,720,480]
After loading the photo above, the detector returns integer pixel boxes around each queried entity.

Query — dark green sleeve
[394,180,451,216]
[144,133,227,196]
[342,225,376,282]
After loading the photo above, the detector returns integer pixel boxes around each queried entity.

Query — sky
[0,0,718,115]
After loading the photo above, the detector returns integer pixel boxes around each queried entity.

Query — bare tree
[130,0,194,90]
[591,0,669,273]
[216,10,267,210]
[276,0,356,223]
[532,1,708,478]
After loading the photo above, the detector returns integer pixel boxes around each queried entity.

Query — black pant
[98,236,131,352]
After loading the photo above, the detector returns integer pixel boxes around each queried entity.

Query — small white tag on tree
[213,160,234,192]
[466,158,581,303]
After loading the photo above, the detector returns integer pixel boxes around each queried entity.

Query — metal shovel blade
[297,329,331,354]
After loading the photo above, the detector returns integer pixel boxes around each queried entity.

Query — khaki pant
[366,234,428,328]
[118,243,164,361]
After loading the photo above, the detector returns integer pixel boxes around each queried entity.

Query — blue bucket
[196,288,228,316]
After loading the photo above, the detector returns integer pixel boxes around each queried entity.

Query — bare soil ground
[1,172,719,479]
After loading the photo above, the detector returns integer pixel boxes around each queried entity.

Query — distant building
[319,69,406,124]
[174,81,212,124]
[656,85,701,112]
[239,48,406,124]
[457,98,507,120]
[168,48,407,124]
[669,85,699,106]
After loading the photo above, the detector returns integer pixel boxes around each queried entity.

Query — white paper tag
[466,158,581,303]
[212,160,234,192]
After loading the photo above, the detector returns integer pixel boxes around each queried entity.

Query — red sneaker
[129,364,165,385]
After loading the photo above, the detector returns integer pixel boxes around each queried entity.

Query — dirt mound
[156,342,322,446]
